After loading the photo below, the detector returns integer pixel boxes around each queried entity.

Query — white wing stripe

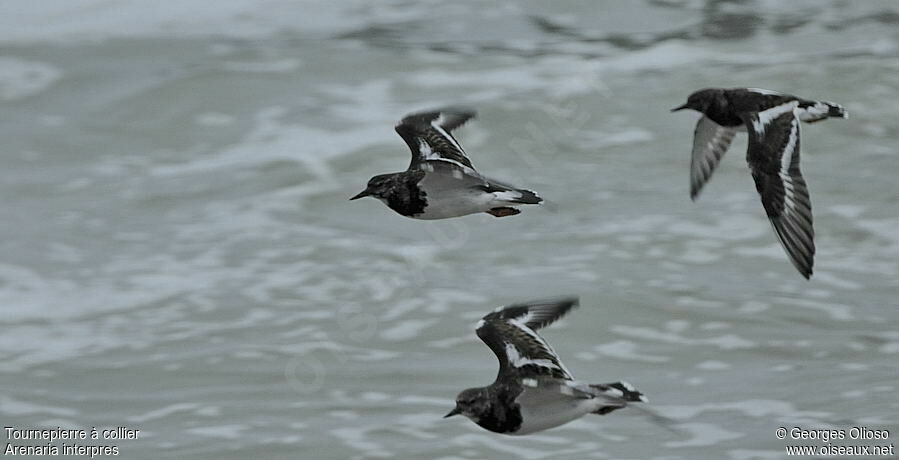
[753,101,798,136]
[431,120,465,154]
[518,311,536,326]
[505,343,561,371]
[509,319,554,353]
[508,318,573,379]
[778,117,800,211]
[428,157,478,175]
[747,88,784,96]
[619,381,637,392]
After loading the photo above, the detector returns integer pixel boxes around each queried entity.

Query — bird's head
[671,88,720,113]
[350,174,394,201]
[445,387,489,420]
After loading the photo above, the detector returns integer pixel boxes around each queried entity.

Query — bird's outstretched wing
[395,108,477,171]
[743,102,815,279]
[690,116,737,200]
[475,298,579,382]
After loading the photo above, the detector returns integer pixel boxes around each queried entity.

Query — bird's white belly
[510,387,600,435]
[414,189,497,220]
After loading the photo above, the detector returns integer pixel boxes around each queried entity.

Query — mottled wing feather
[487,298,579,330]
[394,108,476,170]
[690,116,737,200]
[476,298,579,382]
[731,88,798,113]
[743,104,815,278]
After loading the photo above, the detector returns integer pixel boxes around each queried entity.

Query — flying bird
[445,297,646,435]
[351,108,542,219]
[672,87,847,279]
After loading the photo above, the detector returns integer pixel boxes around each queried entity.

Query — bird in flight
[351,108,542,219]
[672,87,847,279]
[445,297,646,435]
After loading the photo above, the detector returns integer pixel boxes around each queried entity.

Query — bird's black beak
[444,405,461,418]
[349,189,371,201]
[671,103,690,112]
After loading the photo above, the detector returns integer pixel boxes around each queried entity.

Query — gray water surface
[2,1,898,459]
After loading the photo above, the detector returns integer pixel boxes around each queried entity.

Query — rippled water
[2,1,898,459]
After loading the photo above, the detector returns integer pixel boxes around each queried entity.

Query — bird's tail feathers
[590,381,647,404]
[822,101,847,119]
[488,187,543,205]
[511,188,542,205]
[799,101,847,122]
[587,382,681,433]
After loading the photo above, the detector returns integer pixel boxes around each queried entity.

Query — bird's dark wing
[394,107,476,170]
[689,116,738,200]
[743,102,815,278]
[475,298,579,383]
[417,161,542,205]
[732,88,797,112]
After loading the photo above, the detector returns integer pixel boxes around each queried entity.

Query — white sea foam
[194,112,235,127]
[449,434,594,460]
[661,399,829,421]
[696,360,731,370]
[379,319,439,341]
[186,424,247,440]
[149,106,381,185]
[582,128,655,148]
[127,403,201,423]
[0,0,420,43]
[665,422,743,448]
[727,449,783,460]
[0,396,77,417]
[776,297,854,321]
[593,340,670,363]
[611,325,756,350]
[331,426,392,458]
[669,215,768,242]
[0,57,61,100]
[222,58,302,73]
